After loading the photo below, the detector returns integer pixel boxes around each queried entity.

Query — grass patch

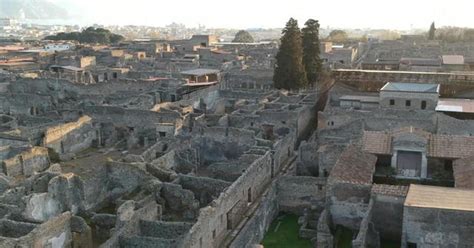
[261,214,312,248]
[334,226,353,248]
[381,239,400,248]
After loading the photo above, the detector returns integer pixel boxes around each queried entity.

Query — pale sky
[49,0,474,29]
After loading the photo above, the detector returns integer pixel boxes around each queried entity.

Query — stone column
[421,152,428,178]
[391,150,398,170]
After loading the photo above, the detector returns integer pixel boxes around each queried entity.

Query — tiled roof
[362,128,474,159]
[362,131,391,155]
[372,184,409,197]
[429,135,474,158]
[453,157,474,189]
[405,184,474,211]
[329,144,377,185]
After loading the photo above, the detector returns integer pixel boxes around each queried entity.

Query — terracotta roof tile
[363,128,474,159]
[429,135,474,159]
[371,184,409,197]
[362,131,391,155]
[453,157,474,189]
[329,144,377,185]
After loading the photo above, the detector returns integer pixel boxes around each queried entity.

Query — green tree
[428,22,436,40]
[274,18,307,90]
[233,30,254,43]
[44,27,124,44]
[302,19,322,85]
[327,30,348,43]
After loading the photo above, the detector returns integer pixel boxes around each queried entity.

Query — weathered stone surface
[23,192,61,222]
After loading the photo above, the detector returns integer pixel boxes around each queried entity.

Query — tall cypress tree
[428,22,436,40]
[302,19,322,85]
[274,18,307,90]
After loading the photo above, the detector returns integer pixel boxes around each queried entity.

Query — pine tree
[428,22,436,40]
[274,18,307,90]
[302,19,322,85]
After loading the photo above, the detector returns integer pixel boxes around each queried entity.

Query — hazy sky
[49,0,474,29]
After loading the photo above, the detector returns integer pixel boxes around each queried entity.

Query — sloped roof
[429,135,474,158]
[372,184,409,197]
[380,82,439,93]
[362,131,391,154]
[328,144,377,185]
[453,156,474,189]
[362,128,474,159]
[405,184,474,211]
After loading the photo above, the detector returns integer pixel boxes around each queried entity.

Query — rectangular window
[390,99,395,105]
[421,101,427,110]
[406,100,411,107]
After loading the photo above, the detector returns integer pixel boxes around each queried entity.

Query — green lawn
[261,214,312,248]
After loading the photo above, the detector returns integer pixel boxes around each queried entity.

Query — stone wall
[380,91,438,111]
[402,206,474,247]
[84,106,181,129]
[277,176,326,215]
[353,200,380,248]
[180,151,272,248]
[2,146,49,177]
[327,183,372,230]
[0,212,72,247]
[371,193,405,241]
[43,115,96,155]
[229,181,279,248]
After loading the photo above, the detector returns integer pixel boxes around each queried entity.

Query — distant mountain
[0,0,69,19]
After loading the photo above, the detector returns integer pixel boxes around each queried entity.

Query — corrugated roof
[180,68,220,76]
[339,95,379,103]
[405,184,474,211]
[442,55,465,65]
[436,98,474,113]
[380,82,439,93]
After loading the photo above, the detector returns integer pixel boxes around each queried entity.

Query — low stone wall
[2,146,49,177]
[0,212,72,247]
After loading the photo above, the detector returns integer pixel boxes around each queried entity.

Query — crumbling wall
[272,132,295,173]
[0,212,73,247]
[402,206,474,247]
[372,193,405,242]
[84,106,181,129]
[277,176,326,215]
[43,116,96,155]
[2,146,49,177]
[180,152,272,248]
[353,200,380,248]
[327,183,372,230]
[297,141,319,176]
[229,181,279,248]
